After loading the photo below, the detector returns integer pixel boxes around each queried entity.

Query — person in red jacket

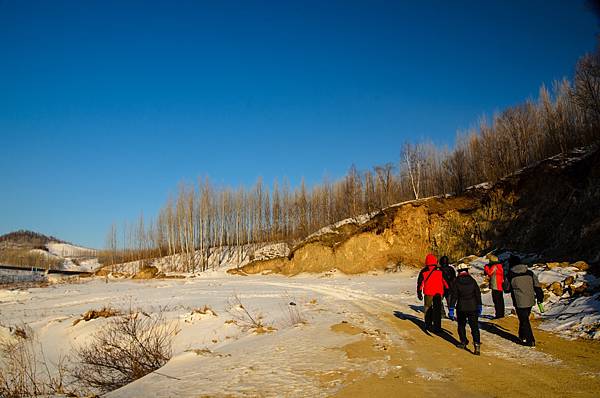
[484,255,505,319]
[416,253,448,332]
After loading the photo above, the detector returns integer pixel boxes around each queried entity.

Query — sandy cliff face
[238,146,600,275]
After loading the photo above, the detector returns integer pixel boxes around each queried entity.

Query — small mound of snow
[537,267,583,285]
[29,248,60,259]
[181,307,218,324]
[46,242,96,258]
[540,292,600,339]
[307,212,378,240]
[253,243,290,261]
[0,289,30,303]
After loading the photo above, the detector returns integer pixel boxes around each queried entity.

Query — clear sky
[0,0,597,248]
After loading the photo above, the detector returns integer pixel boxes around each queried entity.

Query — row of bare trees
[102,48,600,270]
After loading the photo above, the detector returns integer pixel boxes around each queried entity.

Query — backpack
[502,262,511,293]
[441,265,456,284]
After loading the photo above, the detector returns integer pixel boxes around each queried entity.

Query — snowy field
[0,254,599,397]
[0,269,417,397]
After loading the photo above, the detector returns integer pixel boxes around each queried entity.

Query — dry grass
[0,326,73,398]
[191,305,217,317]
[0,248,63,270]
[281,294,307,327]
[72,306,121,326]
[71,307,180,394]
[226,293,271,332]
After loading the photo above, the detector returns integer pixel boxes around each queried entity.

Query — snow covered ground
[106,243,289,275]
[0,270,417,397]
[0,251,598,396]
[46,242,97,258]
[464,254,600,340]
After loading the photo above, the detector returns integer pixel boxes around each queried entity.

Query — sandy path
[257,280,600,397]
[331,295,600,397]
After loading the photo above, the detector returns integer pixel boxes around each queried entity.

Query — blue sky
[0,0,597,248]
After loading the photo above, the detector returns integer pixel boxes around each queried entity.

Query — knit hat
[425,253,437,266]
[457,263,469,271]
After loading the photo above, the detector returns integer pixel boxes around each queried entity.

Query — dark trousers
[516,307,535,343]
[457,310,480,345]
[492,289,505,318]
[424,294,442,332]
[443,291,451,316]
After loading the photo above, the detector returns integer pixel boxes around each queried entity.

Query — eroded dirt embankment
[238,146,600,275]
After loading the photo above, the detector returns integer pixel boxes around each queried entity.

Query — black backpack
[502,262,511,293]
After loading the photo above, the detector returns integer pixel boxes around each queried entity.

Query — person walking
[507,255,544,347]
[439,255,456,315]
[484,255,505,318]
[417,253,448,333]
[449,263,482,355]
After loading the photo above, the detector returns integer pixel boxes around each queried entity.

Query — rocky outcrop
[238,146,600,275]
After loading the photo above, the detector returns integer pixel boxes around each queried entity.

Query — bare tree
[401,142,425,199]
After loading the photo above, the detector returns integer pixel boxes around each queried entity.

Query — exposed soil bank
[238,146,600,275]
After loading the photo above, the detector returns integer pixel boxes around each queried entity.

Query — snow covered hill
[46,242,97,259]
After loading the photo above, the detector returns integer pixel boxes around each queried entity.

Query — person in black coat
[449,262,482,355]
[439,255,456,314]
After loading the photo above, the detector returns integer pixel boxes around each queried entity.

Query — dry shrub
[191,305,217,316]
[72,306,121,326]
[71,308,179,394]
[0,326,72,398]
[226,293,268,332]
[280,293,306,327]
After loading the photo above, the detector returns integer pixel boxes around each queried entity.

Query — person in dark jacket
[484,254,505,318]
[507,256,544,347]
[449,263,482,355]
[439,255,456,313]
[417,253,448,332]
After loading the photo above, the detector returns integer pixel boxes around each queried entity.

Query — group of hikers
[416,253,545,355]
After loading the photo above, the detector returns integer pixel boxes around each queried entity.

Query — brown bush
[0,326,72,398]
[72,306,121,326]
[71,308,179,394]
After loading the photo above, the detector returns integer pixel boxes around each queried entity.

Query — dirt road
[243,279,600,397]
[328,298,600,397]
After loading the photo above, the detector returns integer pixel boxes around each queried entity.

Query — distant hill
[0,230,67,248]
[0,230,98,271]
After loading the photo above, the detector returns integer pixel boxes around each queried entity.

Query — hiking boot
[525,341,536,348]
[474,343,481,356]
[456,340,469,350]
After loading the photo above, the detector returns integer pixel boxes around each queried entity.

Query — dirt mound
[238,146,600,275]
[132,265,160,279]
